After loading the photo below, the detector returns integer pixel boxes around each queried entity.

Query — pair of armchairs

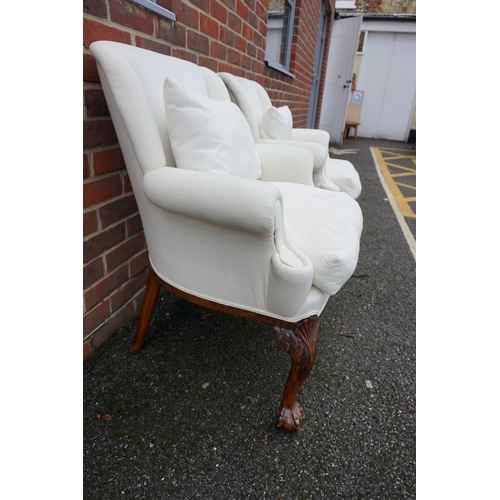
[89,41,363,432]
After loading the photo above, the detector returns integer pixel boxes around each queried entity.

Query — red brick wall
[341,0,416,14]
[83,0,335,360]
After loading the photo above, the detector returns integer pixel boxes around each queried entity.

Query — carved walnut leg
[129,268,162,354]
[274,315,322,431]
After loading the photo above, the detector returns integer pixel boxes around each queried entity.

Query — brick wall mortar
[83,173,130,207]
[83,284,143,343]
[83,0,336,361]
[84,205,139,241]
[83,221,143,272]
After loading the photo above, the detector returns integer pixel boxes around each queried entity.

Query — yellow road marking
[395,181,416,190]
[370,147,416,260]
[385,163,415,173]
[392,172,416,178]
[371,147,416,219]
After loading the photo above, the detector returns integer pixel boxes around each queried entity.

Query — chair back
[218,73,273,141]
[90,41,231,176]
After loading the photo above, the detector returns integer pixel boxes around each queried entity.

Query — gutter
[337,13,416,22]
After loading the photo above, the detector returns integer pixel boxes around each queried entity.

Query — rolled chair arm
[258,138,327,174]
[143,166,315,318]
[143,167,282,236]
[255,142,314,186]
[290,128,330,150]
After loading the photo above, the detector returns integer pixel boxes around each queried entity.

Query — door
[319,15,362,145]
[307,0,328,128]
[357,30,416,140]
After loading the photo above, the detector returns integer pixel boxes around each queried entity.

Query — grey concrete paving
[84,138,416,499]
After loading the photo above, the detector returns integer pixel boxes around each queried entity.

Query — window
[265,0,296,77]
[129,0,176,22]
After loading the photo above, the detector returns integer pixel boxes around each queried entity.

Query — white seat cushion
[260,105,293,140]
[163,77,261,179]
[272,182,363,295]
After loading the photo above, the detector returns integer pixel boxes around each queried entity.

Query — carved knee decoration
[274,315,322,431]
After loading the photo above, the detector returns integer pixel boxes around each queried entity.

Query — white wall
[356,20,416,140]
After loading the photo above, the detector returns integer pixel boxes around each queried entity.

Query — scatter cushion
[163,77,261,179]
[260,105,293,140]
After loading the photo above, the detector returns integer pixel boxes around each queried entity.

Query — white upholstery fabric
[218,72,270,141]
[260,105,293,140]
[258,138,328,175]
[273,183,363,295]
[141,167,316,320]
[290,128,329,150]
[163,77,261,179]
[256,142,314,186]
[143,167,280,236]
[219,72,362,199]
[89,41,363,323]
[323,158,362,200]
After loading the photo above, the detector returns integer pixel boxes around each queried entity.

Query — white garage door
[357,28,416,141]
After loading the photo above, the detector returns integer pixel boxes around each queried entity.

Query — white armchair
[218,72,362,199]
[89,41,363,432]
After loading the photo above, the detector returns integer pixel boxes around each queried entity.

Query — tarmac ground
[84,137,416,499]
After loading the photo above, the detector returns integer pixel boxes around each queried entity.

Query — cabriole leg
[129,267,162,354]
[274,315,322,431]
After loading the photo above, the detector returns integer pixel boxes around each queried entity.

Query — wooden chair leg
[274,315,322,431]
[129,267,162,354]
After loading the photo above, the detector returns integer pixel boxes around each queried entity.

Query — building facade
[327,0,416,141]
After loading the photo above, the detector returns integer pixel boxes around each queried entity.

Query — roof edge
[337,13,416,21]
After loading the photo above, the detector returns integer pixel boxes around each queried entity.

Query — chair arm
[143,167,281,236]
[258,138,327,174]
[255,142,314,186]
[143,166,315,318]
[290,128,330,150]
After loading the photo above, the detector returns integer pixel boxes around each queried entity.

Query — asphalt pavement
[83,138,416,499]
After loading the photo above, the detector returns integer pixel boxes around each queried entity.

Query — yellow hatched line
[393,172,416,178]
[378,148,415,158]
[372,147,416,218]
[382,154,414,161]
[370,148,416,260]
[377,148,409,150]
[378,147,409,150]
[395,182,416,190]
[385,162,416,173]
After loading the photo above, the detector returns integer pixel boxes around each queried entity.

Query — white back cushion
[163,77,261,179]
[260,105,293,140]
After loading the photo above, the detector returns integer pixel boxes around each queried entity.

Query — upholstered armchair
[218,73,362,199]
[89,41,363,432]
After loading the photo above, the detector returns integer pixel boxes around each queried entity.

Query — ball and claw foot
[278,402,304,432]
[129,342,143,355]
[275,316,321,432]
